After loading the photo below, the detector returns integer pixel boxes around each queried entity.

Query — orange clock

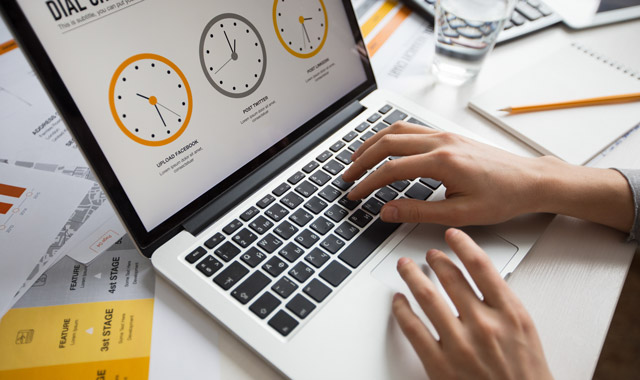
[109,54,193,146]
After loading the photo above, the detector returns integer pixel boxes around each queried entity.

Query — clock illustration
[109,53,193,147]
[273,0,328,59]
[199,14,267,98]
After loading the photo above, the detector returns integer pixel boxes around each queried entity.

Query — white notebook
[469,42,640,165]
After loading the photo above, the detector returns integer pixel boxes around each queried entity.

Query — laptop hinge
[183,99,367,236]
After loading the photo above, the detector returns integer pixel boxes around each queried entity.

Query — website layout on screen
[18,0,367,230]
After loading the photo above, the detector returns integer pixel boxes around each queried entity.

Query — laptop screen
[15,0,369,232]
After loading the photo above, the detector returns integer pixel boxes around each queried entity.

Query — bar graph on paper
[0,182,36,232]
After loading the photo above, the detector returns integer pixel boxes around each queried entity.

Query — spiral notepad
[469,42,640,165]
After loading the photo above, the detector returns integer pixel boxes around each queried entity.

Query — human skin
[342,121,634,234]
[393,228,554,380]
[340,121,634,379]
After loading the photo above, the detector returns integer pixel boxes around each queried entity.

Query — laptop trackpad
[372,224,518,305]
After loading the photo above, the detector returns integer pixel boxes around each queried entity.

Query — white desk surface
[149,19,640,380]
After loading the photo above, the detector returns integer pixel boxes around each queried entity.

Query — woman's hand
[342,121,633,232]
[393,228,554,380]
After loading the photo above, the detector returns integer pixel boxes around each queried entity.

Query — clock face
[109,54,193,147]
[273,0,328,59]
[200,13,267,98]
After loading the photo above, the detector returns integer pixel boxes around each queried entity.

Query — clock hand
[304,17,313,21]
[215,57,233,74]
[136,93,150,100]
[301,26,307,50]
[154,104,167,127]
[234,39,236,54]
[224,31,234,55]
[157,102,182,118]
[302,23,311,43]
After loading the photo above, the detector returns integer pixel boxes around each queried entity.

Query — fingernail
[426,249,437,260]
[397,257,410,267]
[382,205,398,222]
[392,293,403,302]
[447,228,460,237]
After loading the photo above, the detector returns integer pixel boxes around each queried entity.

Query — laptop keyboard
[183,105,442,337]
[402,0,562,43]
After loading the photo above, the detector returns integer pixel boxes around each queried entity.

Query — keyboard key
[232,271,271,304]
[240,247,267,268]
[348,140,363,152]
[278,242,305,262]
[289,208,313,227]
[330,140,346,152]
[406,117,429,127]
[343,131,358,142]
[362,198,384,215]
[320,261,351,287]
[349,209,373,228]
[204,232,225,249]
[324,204,348,222]
[214,241,241,262]
[309,170,332,186]
[335,150,352,165]
[339,195,361,210]
[281,191,304,209]
[305,248,330,268]
[316,150,332,163]
[249,215,274,235]
[304,279,332,302]
[257,233,283,253]
[322,160,344,176]
[354,121,369,132]
[286,294,316,319]
[302,161,319,174]
[272,182,291,197]
[289,262,314,283]
[240,206,260,222]
[266,203,289,222]
[185,247,206,264]
[250,292,281,319]
[295,180,318,197]
[295,230,320,248]
[268,310,298,336]
[318,185,341,202]
[233,228,258,248]
[304,196,328,214]
[272,276,298,299]
[405,183,433,200]
[213,261,249,290]
[516,2,542,20]
[274,220,298,240]
[263,256,289,277]
[196,255,223,277]
[320,234,345,254]
[223,219,242,235]
[372,122,388,133]
[390,180,411,192]
[367,113,381,123]
[335,221,359,241]
[287,171,305,185]
[310,216,335,235]
[331,177,353,191]
[378,104,392,114]
[419,177,442,189]
[339,219,401,268]
[257,194,276,209]
[375,186,398,202]
[360,131,375,142]
[383,109,407,125]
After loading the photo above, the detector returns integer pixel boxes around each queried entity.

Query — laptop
[1,1,547,378]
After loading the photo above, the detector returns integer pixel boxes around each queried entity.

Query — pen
[499,92,640,114]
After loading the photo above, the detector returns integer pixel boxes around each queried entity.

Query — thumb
[380,198,465,226]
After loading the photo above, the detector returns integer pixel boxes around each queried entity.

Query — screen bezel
[0,0,376,254]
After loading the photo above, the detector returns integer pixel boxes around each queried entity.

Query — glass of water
[432,0,515,85]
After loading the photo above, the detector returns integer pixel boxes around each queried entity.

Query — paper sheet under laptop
[469,42,640,165]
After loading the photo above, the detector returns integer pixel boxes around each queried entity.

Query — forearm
[531,156,635,234]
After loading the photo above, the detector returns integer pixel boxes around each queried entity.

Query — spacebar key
[338,219,400,268]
